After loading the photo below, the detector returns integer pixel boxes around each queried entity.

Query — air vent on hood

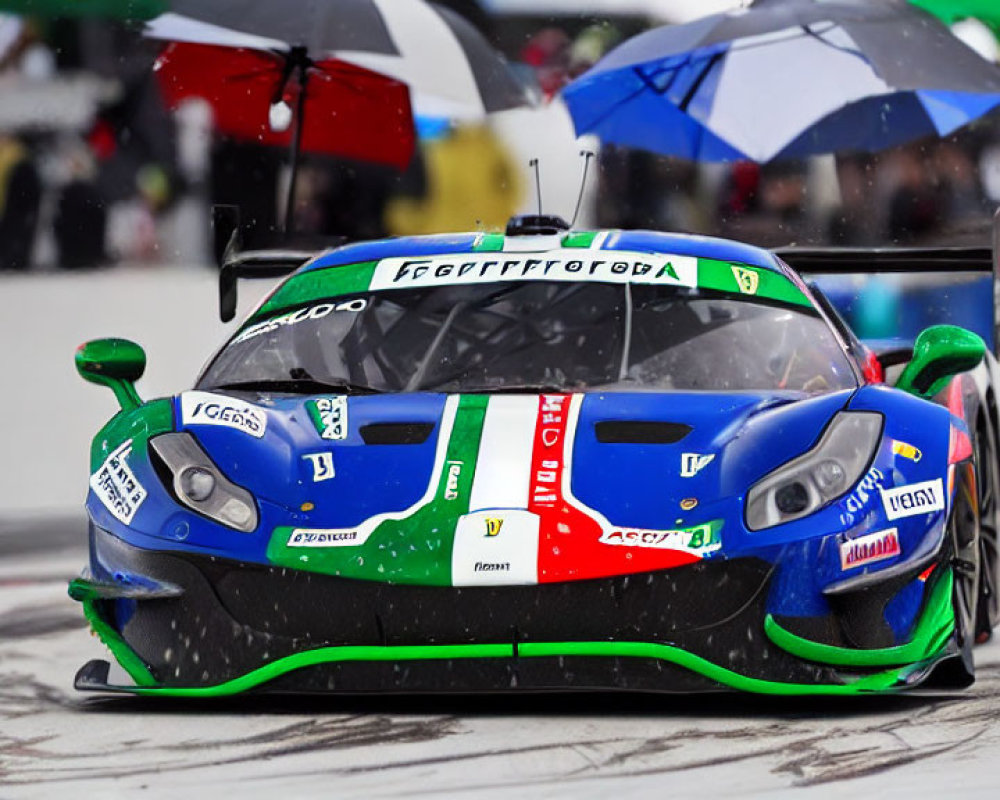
[360,422,435,445]
[594,421,692,444]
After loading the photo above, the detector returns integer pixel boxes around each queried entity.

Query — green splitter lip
[69,565,959,697]
[75,640,943,698]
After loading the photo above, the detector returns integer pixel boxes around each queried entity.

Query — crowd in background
[2,6,1000,272]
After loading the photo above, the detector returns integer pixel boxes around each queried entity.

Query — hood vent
[360,422,435,445]
[594,421,692,444]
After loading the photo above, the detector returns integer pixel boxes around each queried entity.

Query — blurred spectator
[717,161,761,222]
[827,154,880,245]
[0,16,43,270]
[0,133,40,270]
[886,145,946,243]
[77,21,178,264]
[568,23,622,79]
[719,160,815,246]
[301,156,397,242]
[521,28,570,99]
[53,138,105,268]
[934,139,988,222]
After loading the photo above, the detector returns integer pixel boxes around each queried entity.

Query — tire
[950,461,980,682]
[975,414,1000,640]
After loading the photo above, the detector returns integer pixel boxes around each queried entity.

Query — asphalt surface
[1,516,999,798]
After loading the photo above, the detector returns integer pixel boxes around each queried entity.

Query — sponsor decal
[232,299,367,345]
[892,440,922,462]
[444,460,462,500]
[452,509,539,586]
[90,440,147,524]
[180,391,267,438]
[680,497,698,511]
[838,466,885,527]
[303,452,335,482]
[680,453,714,477]
[531,394,567,506]
[880,479,945,520]
[474,561,510,572]
[598,521,721,553]
[731,265,759,295]
[370,250,698,292]
[308,395,348,441]
[287,529,360,547]
[839,528,901,570]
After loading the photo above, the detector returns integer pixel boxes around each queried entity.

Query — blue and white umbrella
[562,0,1000,162]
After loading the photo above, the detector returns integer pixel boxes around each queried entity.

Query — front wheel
[950,461,981,683]
[975,414,1000,639]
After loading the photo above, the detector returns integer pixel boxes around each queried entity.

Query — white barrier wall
[0,267,277,515]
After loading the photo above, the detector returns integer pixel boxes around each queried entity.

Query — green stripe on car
[266,394,488,585]
[245,253,811,331]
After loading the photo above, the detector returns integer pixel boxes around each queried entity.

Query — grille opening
[594,421,692,444]
[360,422,435,445]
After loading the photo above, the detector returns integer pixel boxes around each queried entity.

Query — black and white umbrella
[563,0,1000,162]
[145,0,532,120]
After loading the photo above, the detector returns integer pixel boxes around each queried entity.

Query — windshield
[198,282,858,394]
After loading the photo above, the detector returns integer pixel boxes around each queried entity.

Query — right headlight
[745,411,883,531]
[150,432,258,532]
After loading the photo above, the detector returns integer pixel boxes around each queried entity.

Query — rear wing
[773,209,1000,353]
[213,205,337,322]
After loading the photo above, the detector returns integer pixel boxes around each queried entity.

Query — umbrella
[144,0,532,121]
[154,42,415,170]
[153,41,415,235]
[144,0,530,233]
[562,0,1000,163]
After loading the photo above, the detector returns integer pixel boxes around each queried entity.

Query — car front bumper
[70,522,962,696]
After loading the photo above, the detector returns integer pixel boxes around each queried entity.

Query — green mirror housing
[75,338,146,411]
[895,325,986,399]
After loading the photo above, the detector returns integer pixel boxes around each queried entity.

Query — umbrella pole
[284,63,308,239]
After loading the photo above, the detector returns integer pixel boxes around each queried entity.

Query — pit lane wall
[0,267,277,516]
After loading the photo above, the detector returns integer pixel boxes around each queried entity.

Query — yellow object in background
[386,125,522,236]
[0,135,28,218]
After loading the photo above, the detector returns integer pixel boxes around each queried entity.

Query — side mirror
[75,338,145,412]
[895,325,985,399]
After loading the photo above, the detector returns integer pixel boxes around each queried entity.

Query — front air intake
[594,421,692,444]
[360,423,435,445]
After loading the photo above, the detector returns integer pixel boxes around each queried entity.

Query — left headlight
[150,432,258,532]
[745,411,883,531]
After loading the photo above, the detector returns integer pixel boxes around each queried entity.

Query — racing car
[70,210,1000,696]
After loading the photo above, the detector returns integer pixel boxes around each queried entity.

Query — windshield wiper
[619,281,633,381]
[405,300,469,392]
[209,378,381,395]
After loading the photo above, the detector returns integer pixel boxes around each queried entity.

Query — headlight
[745,411,883,531]
[150,433,258,532]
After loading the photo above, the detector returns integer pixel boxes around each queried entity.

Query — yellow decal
[731,265,759,295]
[892,440,922,462]
[485,517,503,537]
[680,497,698,511]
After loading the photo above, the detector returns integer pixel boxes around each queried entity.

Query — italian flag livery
[70,227,991,697]
[268,393,720,587]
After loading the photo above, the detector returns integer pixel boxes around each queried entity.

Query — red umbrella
[154,41,416,228]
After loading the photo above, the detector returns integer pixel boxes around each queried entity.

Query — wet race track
[2,517,999,799]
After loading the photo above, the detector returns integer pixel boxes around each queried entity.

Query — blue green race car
[69,211,1000,697]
